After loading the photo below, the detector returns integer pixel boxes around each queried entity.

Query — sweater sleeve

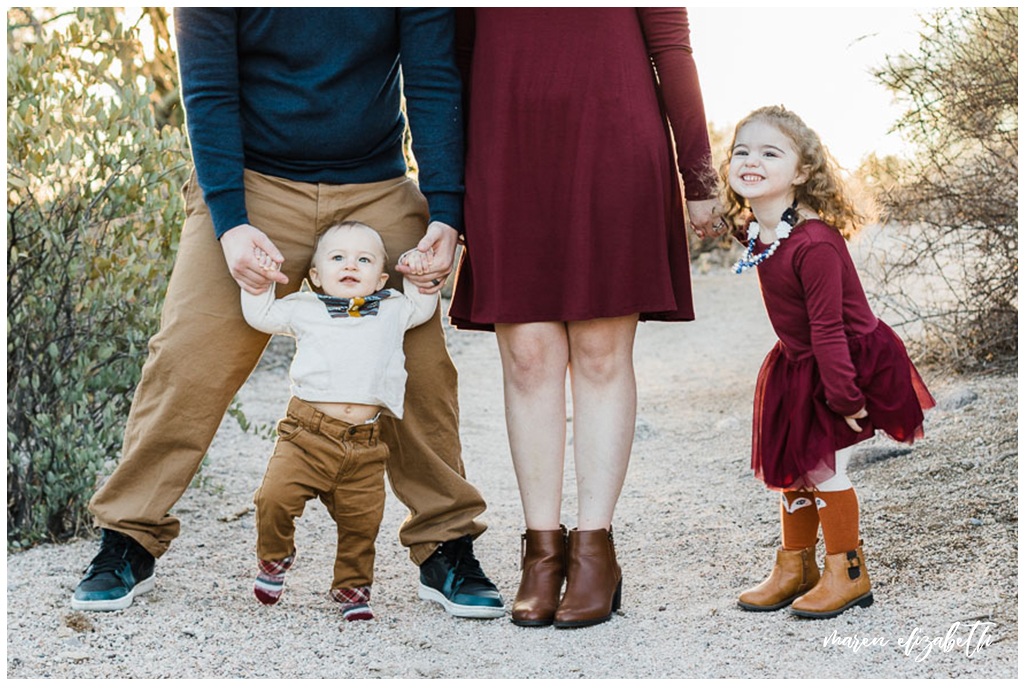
[796,243,866,416]
[636,8,717,200]
[174,8,249,239]
[240,284,295,337]
[399,277,440,330]
[397,8,465,232]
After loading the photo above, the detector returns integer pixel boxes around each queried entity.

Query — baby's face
[309,226,389,299]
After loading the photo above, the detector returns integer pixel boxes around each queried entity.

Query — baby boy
[241,220,436,621]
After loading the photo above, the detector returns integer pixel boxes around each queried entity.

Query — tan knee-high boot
[738,545,820,611]
[790,542,873,618]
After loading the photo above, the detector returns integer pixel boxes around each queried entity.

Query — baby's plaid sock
[330,586,373,621]
[254,554,295,605]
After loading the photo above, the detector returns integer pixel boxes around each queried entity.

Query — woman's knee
[497,324,568,390]
[568,318,637,380]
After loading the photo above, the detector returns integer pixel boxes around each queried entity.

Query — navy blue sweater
[174,8,464,238]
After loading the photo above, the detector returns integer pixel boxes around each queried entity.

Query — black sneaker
[71,529,155,611]
[418,535,505,618]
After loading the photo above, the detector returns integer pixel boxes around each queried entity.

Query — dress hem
[448,301,695,332]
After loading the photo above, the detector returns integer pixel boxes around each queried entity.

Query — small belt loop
[311,409,324,435]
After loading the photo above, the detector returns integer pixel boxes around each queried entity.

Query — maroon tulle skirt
[752,320,935,490]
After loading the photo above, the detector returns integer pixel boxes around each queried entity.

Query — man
[72,8,503,619]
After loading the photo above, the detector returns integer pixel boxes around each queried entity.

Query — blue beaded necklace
[732,201,801,274]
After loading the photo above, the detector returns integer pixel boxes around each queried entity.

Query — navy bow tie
[317,290,392,318]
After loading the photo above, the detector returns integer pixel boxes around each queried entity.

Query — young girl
[724,106,935,619]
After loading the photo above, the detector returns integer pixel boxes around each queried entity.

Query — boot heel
[855,592,874,609]
[611,578,622,612]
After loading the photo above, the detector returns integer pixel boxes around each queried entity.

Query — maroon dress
[448,8,716,330]
[751,220,935,490]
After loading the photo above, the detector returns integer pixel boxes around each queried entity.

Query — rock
[60,652,91,663]
[968,518,983,526]
[850,446,913,468]
[62,612,94,633]
[218,505,254,523]
[635,417,656,441]
[714,416,741,431]
[939,388,979,411]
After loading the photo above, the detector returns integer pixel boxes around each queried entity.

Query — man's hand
[395,220,459,294]
[844,406,869,433]
[687,198,727,239]
[220,223,289,294]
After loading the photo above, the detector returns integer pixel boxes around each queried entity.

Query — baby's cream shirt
[241,278,437,419]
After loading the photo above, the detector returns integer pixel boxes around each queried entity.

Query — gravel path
[6,263,1018,678]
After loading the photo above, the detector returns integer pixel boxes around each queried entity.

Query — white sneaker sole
[71,574,155,612]
[417,583,505,619]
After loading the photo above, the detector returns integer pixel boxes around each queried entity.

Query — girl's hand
[844,407,868,432]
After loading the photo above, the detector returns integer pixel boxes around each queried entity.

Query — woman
[449,8,723,628]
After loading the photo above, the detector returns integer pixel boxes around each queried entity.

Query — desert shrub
[7,9,189,546]
[867,7,1017,371]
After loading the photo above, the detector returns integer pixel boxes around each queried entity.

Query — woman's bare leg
[566,314,639,531]
[495,322,570,530]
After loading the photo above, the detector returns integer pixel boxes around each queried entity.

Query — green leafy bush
[7,9,189,546]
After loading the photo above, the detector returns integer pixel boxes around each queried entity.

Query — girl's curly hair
[720,106,867,240]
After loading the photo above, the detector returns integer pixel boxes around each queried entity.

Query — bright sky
[689,7,927,170]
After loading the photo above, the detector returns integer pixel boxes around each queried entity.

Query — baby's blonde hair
[720,106,866,239]
[313,220,389,264]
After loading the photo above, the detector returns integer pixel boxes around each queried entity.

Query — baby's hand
[399,247,435,276]
[254,246,280,272]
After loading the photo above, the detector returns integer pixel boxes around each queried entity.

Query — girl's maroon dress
[449,8,716,330]
[751,220,935,490]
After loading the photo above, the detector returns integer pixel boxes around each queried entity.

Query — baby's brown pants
[255,397,388,590]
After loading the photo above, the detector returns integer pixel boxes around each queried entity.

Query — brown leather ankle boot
[552,527,621,629]
[737,544,820,611]
[511,526,567,627]
[790,542,872,618]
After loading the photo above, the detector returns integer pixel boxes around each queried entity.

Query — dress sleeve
[636,8,717,200]
[173,8,248,239]
[397,9,465,232]
[240,284,296,337]
[400,277,439,330]
[796,243,866,416]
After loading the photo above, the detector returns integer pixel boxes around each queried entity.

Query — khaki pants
[256,398,388,590]
[89,170,487,565]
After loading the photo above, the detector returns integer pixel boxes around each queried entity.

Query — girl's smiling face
[728,120,808,206]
